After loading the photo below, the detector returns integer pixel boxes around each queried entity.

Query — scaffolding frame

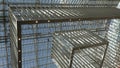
[9,5,120,68]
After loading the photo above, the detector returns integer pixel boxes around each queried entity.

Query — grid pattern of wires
[0,0,119,68]
[19,20,108,68]
[102,4,120,68]
[10,6,120,22]
[103,19,120,68]
[0,0,10,68]
[9,1,115,68]
[8,0,119,7]
[52,29,108,68]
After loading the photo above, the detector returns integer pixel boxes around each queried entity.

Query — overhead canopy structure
[9,5,120,24]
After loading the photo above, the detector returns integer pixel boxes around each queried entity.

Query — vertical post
[104,19,109,39]
[33,24,39,68]
[17,23,22,68]
[69,49,74,68]
[100,43,109,68]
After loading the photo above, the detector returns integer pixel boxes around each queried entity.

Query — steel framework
[0,0,119,68]
[9,5,120,23]
[9,4,120,68]
[52,29,108,68]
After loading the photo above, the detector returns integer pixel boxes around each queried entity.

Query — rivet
[18,38,21,40]
[36,20,38,23]
[19,61,21,63]
[48,20,50,22]
[18,50,21,52]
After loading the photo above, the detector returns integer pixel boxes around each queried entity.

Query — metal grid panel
[10,21,108,68]
[9,4,112,68]
[0,0,119,68]
[0,43,7,68]
[53,30,107,49]
[21,24,55,68]
[11,20,107,68]
[72,46,106,68]
[0,0,10,68]
[8,0,119,7]
[52,29,108,68]
[103,19,120,68]
[10,5,107,68]
[10,6,120,22]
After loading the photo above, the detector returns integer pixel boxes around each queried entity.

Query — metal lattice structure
[9,5,120,22]
[102,4,120,68]
[52,29,108,68]
[0,0,118,68]
[103,19,120,68]
[9,4,120,68]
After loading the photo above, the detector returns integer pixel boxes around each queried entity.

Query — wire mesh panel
[102,4,120,68]
[0,42,8,68]
[21,24,56,68]
[52,29,108,68]
[102,19,120,68]
[0,0,10,68]
[9,6,120,21]
[10,21,108,68]
[8,0,119,7]
[9,5,119,68]
[20,21,107,68]
[1,0,120,68]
